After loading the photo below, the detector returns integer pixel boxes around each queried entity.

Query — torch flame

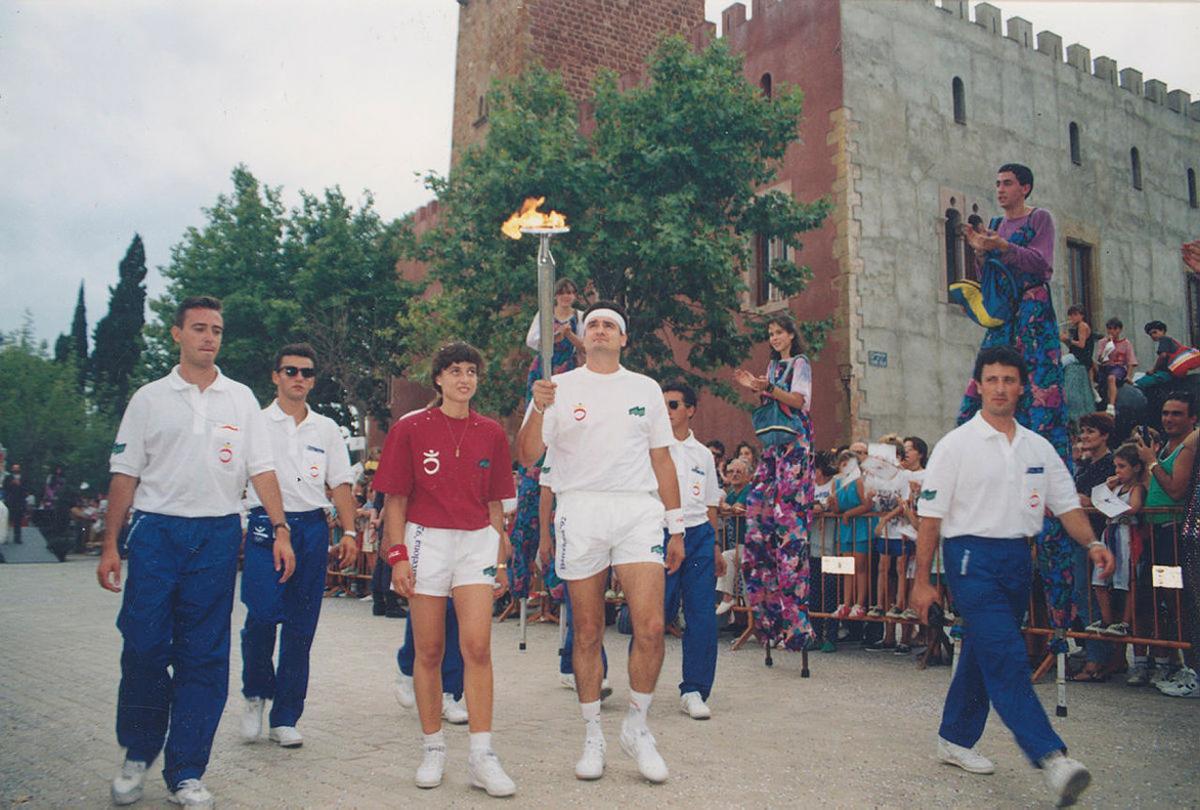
[501,197,567,240]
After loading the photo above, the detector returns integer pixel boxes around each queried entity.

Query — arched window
[944,206,963,286]
[952,77,965,124]
[1069,122,1081,166]
[760,73,772,99]
[1131,147,1142,190]
[1189,168,1197,208]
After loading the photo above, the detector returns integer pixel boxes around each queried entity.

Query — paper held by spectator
[1090,483,1131,519]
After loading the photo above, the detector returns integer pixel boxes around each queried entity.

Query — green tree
[149,166,414,433]
[399,36,830,415]
[91,234,148,415]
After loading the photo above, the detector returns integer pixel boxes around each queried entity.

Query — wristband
[665,508,686,535]
[386,544,409,565]
[496,563,507,570]
[1086,540,1105,552]
[532,400,546,414]
[342,529,357,538]
[272,522,290,534]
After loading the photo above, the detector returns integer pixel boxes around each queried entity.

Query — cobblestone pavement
[2,558,1197,808]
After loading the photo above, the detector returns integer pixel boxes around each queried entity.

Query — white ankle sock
[580,699,602,737]
[469,732,492,754]
[626,690,652,730]
[423,730,445,750]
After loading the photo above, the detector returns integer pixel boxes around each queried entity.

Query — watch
[272,522,290,534]
[765,381,776,394]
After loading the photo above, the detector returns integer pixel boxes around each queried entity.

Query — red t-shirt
[373,408,515,531]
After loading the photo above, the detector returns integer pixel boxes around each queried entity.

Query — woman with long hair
[733,315,814,652]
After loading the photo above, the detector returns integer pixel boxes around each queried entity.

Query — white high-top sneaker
[574,733,606,780]
[240,696,265,741]
[468,749,517,797]
[167,779,214,809]
[110,759,148,806]
[415,744,447,789]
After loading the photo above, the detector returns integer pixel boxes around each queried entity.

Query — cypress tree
[69,282,87,389]
[91,234,147,414]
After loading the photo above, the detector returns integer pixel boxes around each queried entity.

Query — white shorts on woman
[554,491,665,580]
[407,522,500,597]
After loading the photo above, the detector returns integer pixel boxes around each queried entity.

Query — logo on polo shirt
[483,564,497,577]
[919,489,937,501]
[628,406,645,417]
[691,482,702,497]
[308,465,320,478]
[422,450,440,475]
[111,442,126,455]
[650,543,665,556]
[218,442,234,464]
[1028,491,1041,509]
[573,403,587,421]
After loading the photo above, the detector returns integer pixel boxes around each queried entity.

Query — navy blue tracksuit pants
[397,599,464,700]
[560,585,609,677]
[663,523,718,700]
[241,508,328,729]
[940,537,1066,764]
[116,511,241,789]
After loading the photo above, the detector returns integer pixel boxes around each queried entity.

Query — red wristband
[386,544,409,565]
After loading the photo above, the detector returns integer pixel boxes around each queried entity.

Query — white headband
[583,308,627,334]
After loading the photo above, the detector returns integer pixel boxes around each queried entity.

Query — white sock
[423,730,445,750]
[580,699,602,737]
[1133,655,1147,664]
[626,690,653,730]
[469,731,492,754]
[1155,657,1171,667]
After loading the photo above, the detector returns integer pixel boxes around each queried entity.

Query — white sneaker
[111,759,148,806]
[1157,667,1199,698]
[1150,665,1179,689]
[619,722,668,783]
[468,749,517,797]
[937,737,995,774]
[442,693,469,725]
[415,744,447,789]
[560,673,576,690]
[168,779,214,809]
[240,696,264,741]
[393,673,415,709]
[680,691,711,720]
[715,600,733,616]
[1126,661,1153,686]
[1041,753,1091,807]
[574,734,606,780]
[268,725,303,748]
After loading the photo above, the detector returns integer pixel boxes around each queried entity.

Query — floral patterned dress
[744,355,815,651]
[956,210,1075,635]
[508,313,581,601]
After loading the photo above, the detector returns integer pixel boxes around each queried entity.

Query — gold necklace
[440,409,471,458]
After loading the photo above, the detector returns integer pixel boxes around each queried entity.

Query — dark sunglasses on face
[279,365,316,379]
[667,400,685,410]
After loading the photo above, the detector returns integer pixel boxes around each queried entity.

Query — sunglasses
[667,400,687,410]
[278,365,316,379]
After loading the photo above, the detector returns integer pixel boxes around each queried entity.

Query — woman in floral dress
[734,315,814,652]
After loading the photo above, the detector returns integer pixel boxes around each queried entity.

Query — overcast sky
[2,0,1197,346]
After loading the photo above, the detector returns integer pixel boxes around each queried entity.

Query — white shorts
[407,522,500,597]
[555,491,665,580]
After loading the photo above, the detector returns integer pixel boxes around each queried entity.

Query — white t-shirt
[245,400,355,512]
[868,468,910,539]
[534,365,674,494]
[668,430,721,528]
[770,355,812,414]
[525,310,584,351]
[110,367,274,518]
[917,412,1078,539]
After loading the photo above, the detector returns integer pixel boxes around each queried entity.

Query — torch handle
[537,235,555,380]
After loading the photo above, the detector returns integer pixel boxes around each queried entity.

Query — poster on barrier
[822,556,854,575]
[1152,565,1183,589]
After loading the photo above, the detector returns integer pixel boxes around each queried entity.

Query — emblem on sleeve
[919,489,937,501]
[628,406,645,417]
[111,442,126,455]
[422,450,441,475]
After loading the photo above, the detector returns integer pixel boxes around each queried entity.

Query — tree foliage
[91,234,148,415]
[399,36,830,415]
[149,166,415,432]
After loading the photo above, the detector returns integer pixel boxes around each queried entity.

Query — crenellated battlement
[716,0,1199,124]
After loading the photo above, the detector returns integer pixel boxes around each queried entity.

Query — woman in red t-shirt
[375,342,517,797]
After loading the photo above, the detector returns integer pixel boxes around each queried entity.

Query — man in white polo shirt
[660,381,725,720]
[911,345,1113,808]
[97,296,292,810]
[517,300,684,785]
[238,343,358,749]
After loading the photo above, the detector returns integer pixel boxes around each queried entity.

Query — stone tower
[450,0,706,164]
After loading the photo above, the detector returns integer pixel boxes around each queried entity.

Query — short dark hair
[1144,320,1168,335]
[430,341,484,403]
[662,380,697,408]
[1106,317,1123,330]
[765,314,803,361]
[706,439,726,456]
[813,449,838,477]
[998,163,1034,198]
[174,295,222,327]
[1078,411,1115,436]
[554,277,579,296]
[972,345,1028,385]
[734,441,757,462]
[1163,391,1197,418]
[903,436,929,468]
[274,342,317,370]
[1067,304,1085,317]
[583,299,629,333]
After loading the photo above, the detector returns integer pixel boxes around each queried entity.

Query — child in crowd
[809,451,841,652]
[867,437,910,646]
[1060,305,1096,382]
[831,450,871,621]
[1135,320,1197,392]
[1094,317,1138,416]
[1086,443,1144,638]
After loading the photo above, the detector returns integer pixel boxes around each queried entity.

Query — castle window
[760,73,772,99]
[952,77,965,124]
[1188,273,1200,348]
[1069,122,1081,166]
[1066,240,1096,323]
[1188,168,1197,208]
[753,232,787,306]
[1130,147,1142,190]
[473,95,489,128]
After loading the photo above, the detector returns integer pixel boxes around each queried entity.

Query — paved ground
[1,558,1197,809]
[0,527,58,564]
